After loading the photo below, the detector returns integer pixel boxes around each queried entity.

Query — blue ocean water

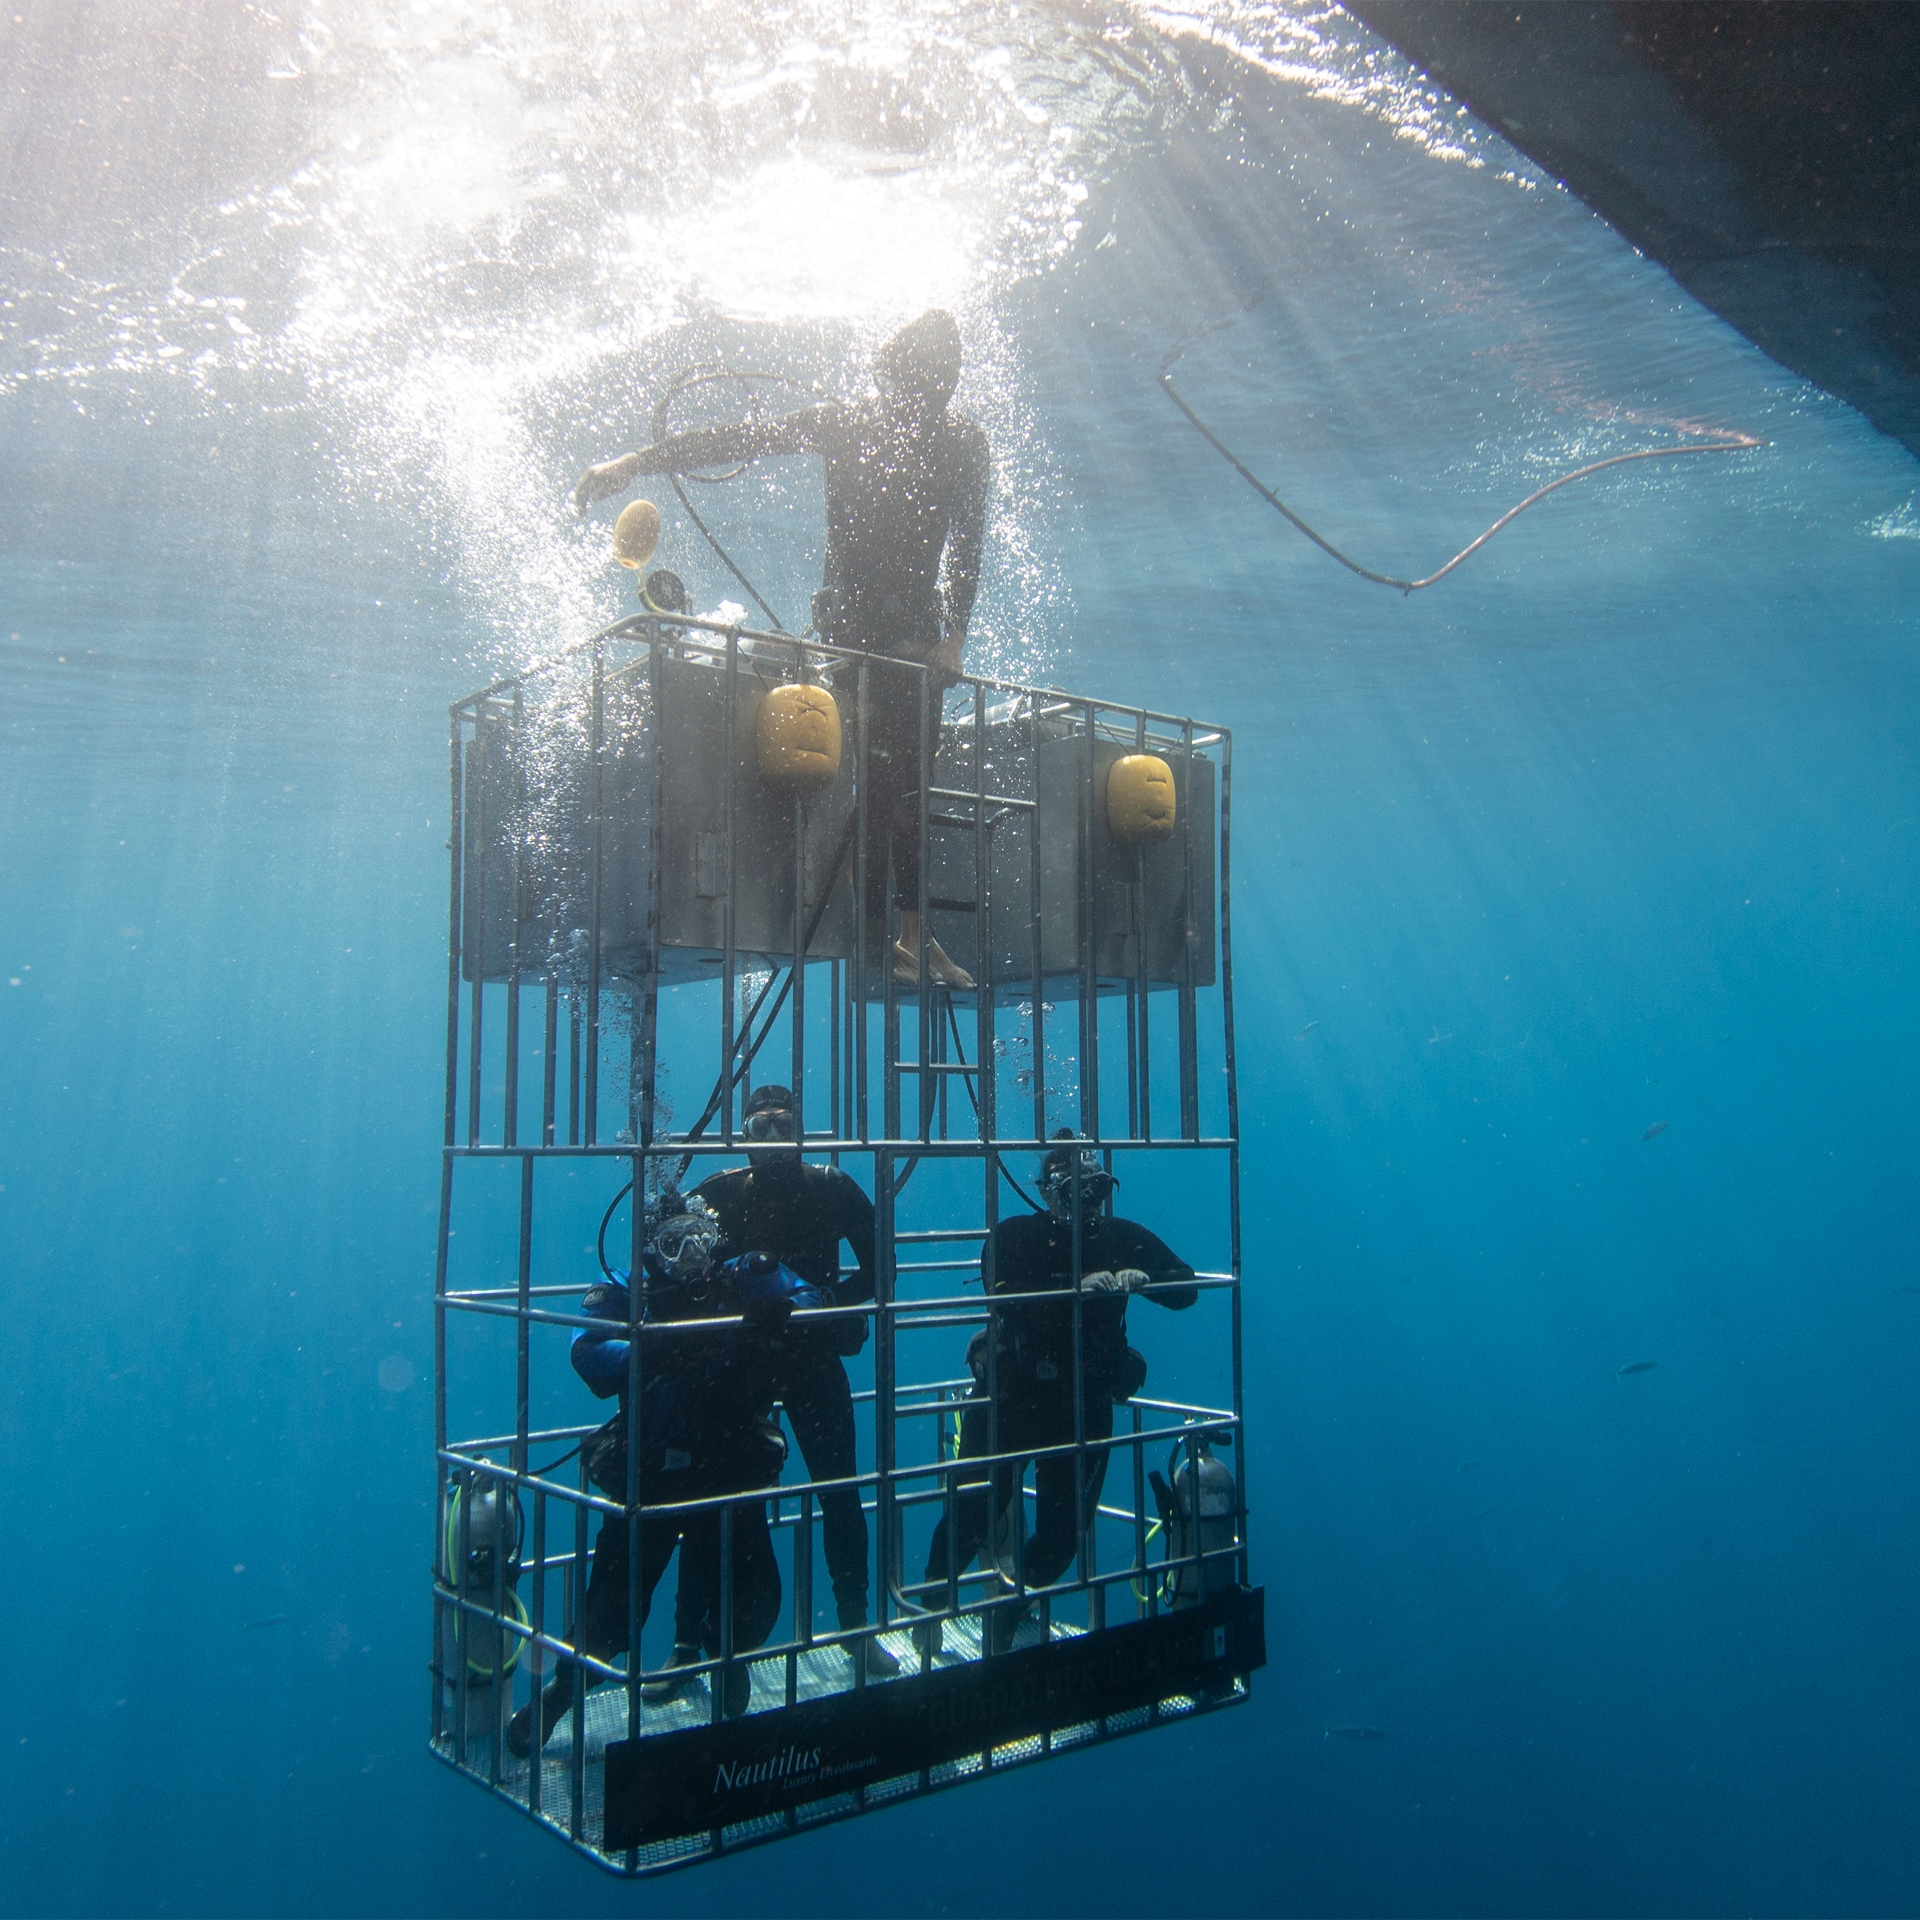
[4,4,1917,1914]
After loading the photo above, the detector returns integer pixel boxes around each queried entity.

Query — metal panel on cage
[912,722,1217,997]
[593,648,855,977]
[465,663,1213,1001]
[462,646,855,985]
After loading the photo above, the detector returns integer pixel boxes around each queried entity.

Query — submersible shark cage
[430,608,1263,1875]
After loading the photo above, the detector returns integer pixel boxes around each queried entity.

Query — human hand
[1079,1269,1123,1293]
[931,632,964,680]
[574,452,640,514]
[1114,1268,1150,1293]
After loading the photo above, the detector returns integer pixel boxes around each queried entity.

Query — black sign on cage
[429,608,1261,1876]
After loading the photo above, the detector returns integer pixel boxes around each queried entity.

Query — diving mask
[1039,1143,1116,1215]
[651,1199,723,1277]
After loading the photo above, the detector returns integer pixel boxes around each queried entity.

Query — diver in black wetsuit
[573,308,991,989]
[922,1133,1199,1654]
[665,1083,898,1684]
[507,1197,825,1756]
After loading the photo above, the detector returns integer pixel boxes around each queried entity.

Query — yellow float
[612,498,661,571]
[756,683,843,786]
[1107,752,1177,842]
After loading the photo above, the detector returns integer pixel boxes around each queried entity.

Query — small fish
[1427,1028,1451,1045]
[1896,1286,1920,1296]
[1325,1724,1386,1741]
[1458,1460,1481,1473]
[1296,1020,1319,1038]
[1641,1121,1669,1141]
[242,1615,290,1630]
[1617,1360,1658,1376]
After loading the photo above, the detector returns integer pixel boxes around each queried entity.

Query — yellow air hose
[1130,1520,1168,1605]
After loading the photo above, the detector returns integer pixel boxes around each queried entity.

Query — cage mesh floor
[433,1610,1103,1865]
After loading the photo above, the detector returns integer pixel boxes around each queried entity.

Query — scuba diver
[507,1196,828,1757]
[642,1083,897,1695]
[573,307,991,989]
[921,1132,1199,1654]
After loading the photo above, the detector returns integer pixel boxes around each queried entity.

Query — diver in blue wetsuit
[507,1198,831,1755]
[644,1084,893,1697]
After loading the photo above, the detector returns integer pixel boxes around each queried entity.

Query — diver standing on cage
[669,1083,900,1685]
[921,1132,1200,1656]
[573,308,990,990]
[507,1196,825,1756]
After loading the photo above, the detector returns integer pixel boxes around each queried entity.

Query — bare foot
[928,938,975,989]
[893,939,974,990]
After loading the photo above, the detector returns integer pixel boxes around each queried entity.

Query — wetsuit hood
[875,309,961,412]
[742,1082,797,1169]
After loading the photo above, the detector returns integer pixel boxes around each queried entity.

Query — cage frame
[430,609,1259,1875]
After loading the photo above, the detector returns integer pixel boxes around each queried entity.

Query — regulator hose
[651,365,823,633]
[596,1178,633,1281]
[1158,328,1762,594]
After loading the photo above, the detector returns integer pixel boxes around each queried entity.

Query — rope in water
[651,364,823,632]
[1158,336,1763,594]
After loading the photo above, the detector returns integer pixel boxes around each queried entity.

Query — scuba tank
[1149,1429,1239,1607]
[441,1474,528,1685]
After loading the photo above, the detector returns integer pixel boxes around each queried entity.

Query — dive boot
[985,1597,1033,1657]
[506,1675,576,1759]
[840,1609,901,1679]
[639,1643,702,1703]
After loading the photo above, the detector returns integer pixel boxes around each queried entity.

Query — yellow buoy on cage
[612,498,661,572]
[756,683,843,786]
[1107,753,1177,843]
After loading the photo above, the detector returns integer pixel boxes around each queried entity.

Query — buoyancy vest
[581,1256,827,1496]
